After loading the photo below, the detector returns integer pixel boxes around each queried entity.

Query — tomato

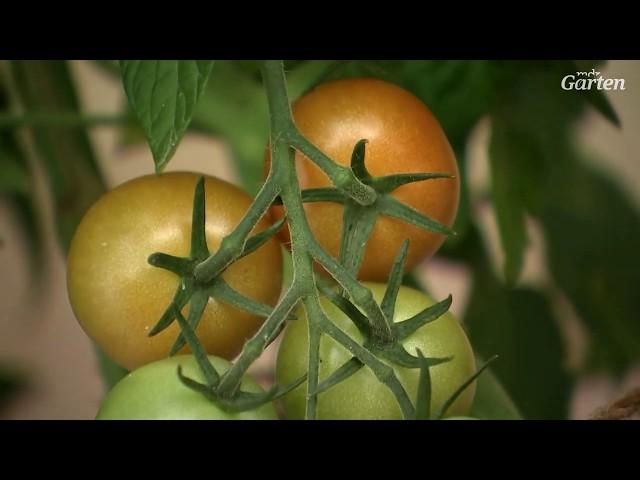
[266,77,459,281]
[96,355,277,419]
[67,172,283,371]
[275,283,476,419]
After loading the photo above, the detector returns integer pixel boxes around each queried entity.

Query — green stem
[311,243,394,346]
[288,130,377,206]
[320,315,415,419]
[303,296,323,420]
[193,171,280,283]
[217,284,301,394]
[208,61,411,418]
[0,112,129,129]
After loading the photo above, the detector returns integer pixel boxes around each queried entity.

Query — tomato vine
[144,60,487,419]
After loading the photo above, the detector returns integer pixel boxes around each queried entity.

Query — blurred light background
[0,60,638,419]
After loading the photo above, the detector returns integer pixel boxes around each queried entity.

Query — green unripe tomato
[276,282,476,419]
[96,355,277,420]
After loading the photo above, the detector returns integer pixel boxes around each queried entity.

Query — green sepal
[378,195,455,236]
[394,295,453,340]
[372,172,454,194]
[381,239,410,322]
[169,289,210,355]
[309,357,364,396]
[174,308,220,388]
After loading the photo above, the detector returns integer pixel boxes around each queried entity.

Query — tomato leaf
[0,154,29,195]
[541,158,640,373]
[571,61,620,127]
[119,60,214,172]
[464,244,573,419]
[7,61,106,251]
[488,115,528,285]
[191,60,267,194]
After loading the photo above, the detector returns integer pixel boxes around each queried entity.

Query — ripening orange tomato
[266,77,459,281]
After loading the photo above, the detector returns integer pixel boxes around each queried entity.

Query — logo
[561,68,626,91]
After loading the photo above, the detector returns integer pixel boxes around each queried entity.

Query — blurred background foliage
[1,60,638,419]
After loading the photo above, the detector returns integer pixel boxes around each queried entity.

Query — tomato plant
[67,172,283,371]
[96,355,277,419]
[9,60,619,421]
[276,283,476,419]
[267,77,460,281]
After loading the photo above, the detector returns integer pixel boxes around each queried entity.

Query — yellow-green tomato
[67,172,283,371]
[96,355,277,420]
[276,283,476,419]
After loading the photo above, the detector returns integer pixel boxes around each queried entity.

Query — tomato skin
[266,78,459,281]
[96,355,277,420]
[275,283,476,420]
[67,172,283,371]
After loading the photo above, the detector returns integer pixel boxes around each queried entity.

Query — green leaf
[488,115,528,285]
[464,244,573,419]
[0,154,29,194]
[571,60,619,127]
[119,60,214,172]
[469,365,522,420]
[192,61,267,194]
[582,88,620,127]
[8,61,106,251]
[392,61,493,146]
[541,157,640,373]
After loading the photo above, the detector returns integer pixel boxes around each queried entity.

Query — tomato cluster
[67,78,476,420]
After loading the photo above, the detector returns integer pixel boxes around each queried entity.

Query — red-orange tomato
[67,172,283,371]
[266,77,459,281]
